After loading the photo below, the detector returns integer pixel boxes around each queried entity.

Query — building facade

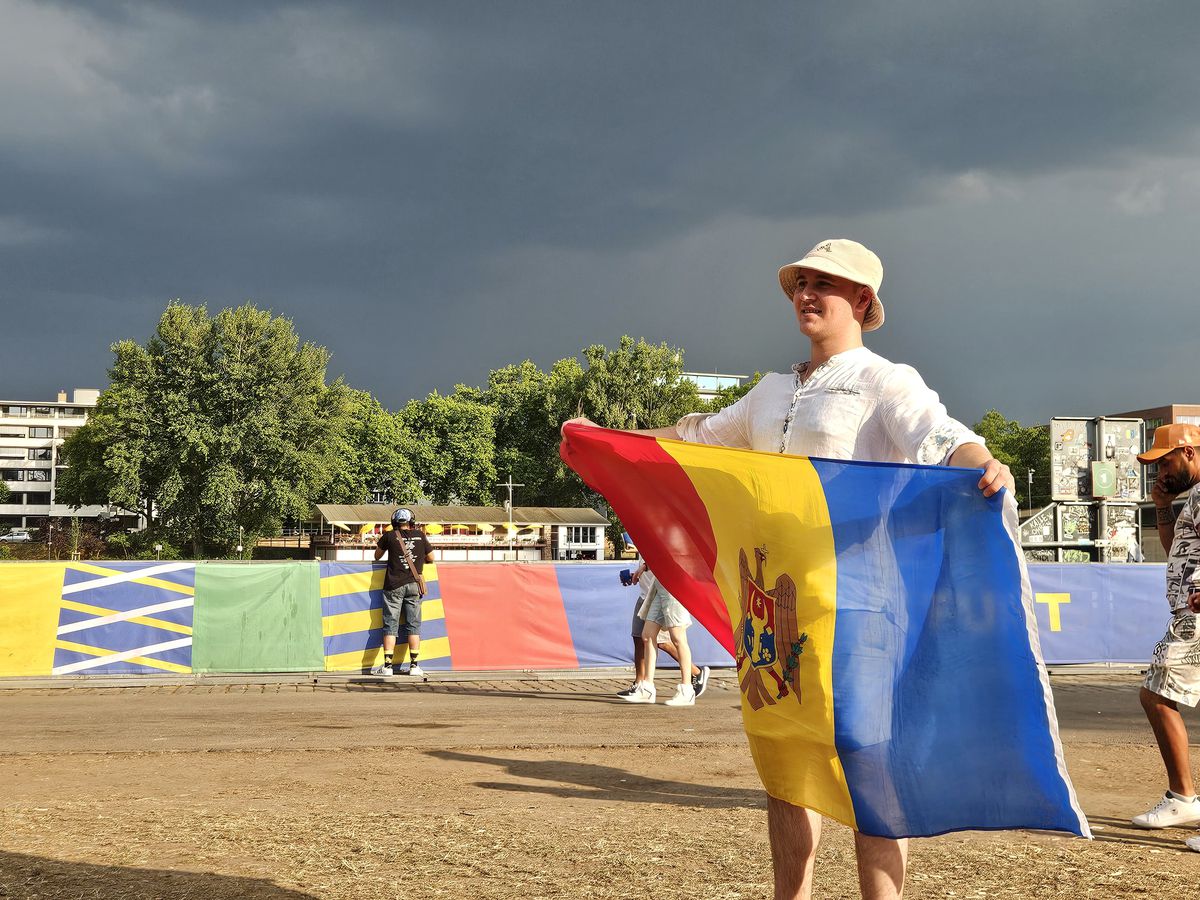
[1106,404,1200,562]
[0,389,104,529]
[681,371,745,403]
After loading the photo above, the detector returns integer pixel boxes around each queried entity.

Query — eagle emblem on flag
[737,546,806,710]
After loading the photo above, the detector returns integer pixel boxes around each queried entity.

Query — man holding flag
[565,239,1019,899]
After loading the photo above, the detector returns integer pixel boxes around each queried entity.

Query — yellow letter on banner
[1035,593,1071,632]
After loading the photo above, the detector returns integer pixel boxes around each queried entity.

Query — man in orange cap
[1132,424,1200,849]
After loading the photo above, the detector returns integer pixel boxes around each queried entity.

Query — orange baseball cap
[1136,423,1200,464]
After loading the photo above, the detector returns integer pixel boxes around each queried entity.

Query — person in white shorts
[1132,423,1200,850]
[622,560,697,706]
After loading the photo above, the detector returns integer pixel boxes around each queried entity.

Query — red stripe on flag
[560,424,734,652]
[438,563,580,669]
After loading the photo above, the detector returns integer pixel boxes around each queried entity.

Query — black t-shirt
[376,528,434,591]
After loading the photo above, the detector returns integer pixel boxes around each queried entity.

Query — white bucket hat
[777,239,885,332]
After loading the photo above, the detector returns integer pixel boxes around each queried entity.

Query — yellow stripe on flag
[659,440,855,827]
[323,598,445,638]
[324,636,451,672]
[320,569,385,598]
[0,564,65,676]
[324,608,382,637]
[67,561,195,596]
[320,565,438,600]
[54,638,192,674]
[59,598,193,636]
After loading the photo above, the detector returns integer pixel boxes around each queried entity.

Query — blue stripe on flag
[811,458,1088,838]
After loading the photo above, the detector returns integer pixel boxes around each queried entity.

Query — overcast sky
[1,1,1195,425]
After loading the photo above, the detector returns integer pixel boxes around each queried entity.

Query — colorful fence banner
[560,424,1090,838]
[438,563,578,669]
[53,561,196,676]
[0,558,1181,679]
[192,563,323,673]
[0,564,69,677]
[1030,564,1168,663]
[320,562,451,672]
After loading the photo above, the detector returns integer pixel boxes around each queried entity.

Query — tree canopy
[972,409,1051,510]
[58,302,353,556]
[72,297,1053,559]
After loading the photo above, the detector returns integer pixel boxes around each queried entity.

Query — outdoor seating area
[308,504,610,562]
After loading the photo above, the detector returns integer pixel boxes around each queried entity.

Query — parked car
[0,528,34,543]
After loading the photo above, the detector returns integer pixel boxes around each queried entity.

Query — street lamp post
[1027,468,1035,513]
[496,473,525,561]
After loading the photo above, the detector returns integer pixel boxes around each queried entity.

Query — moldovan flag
[561,423,1089,839]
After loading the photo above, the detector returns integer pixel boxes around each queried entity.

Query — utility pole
[496,473,525,561]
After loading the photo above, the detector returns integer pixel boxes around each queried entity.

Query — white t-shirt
[676,346,984,465]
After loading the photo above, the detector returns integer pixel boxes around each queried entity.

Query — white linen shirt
[675,346,985,465]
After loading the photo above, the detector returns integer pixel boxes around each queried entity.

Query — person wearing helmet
[371,507,435,677]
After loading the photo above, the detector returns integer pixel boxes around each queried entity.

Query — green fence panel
[191,562,323,673]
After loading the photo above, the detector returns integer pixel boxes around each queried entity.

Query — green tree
[576,336,703,429]
[551,337,706,548]
[0,481,9,504]
[398,391,497,505]
[320,389,419,505]
[451,358,590,511]
[58,302,353,557]
[706,372,763,412]
[972,410,1051,510]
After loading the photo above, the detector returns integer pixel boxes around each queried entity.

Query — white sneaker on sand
[370,663,393,677]
[407,664,426,678]
[1186,833,1200,852]
[664,683,696,707]
[1132,792,1200,829]
[621,683,656,704]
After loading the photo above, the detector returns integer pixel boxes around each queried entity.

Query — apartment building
[0,389,105,529]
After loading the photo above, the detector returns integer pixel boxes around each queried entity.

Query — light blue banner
[557,563,1168,668]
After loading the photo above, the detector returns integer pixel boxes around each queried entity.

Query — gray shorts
[1144,611,1200,707]
[382,583,422,638]
[631,595,646,638]
[640,588,692,630]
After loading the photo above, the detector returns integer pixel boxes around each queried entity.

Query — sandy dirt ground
[0,672,1197,899]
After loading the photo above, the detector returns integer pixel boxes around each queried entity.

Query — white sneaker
[370,663,393,677]
[664,683,696,707]
[407,664,426,678]
[1132,792,1200,829]
[621,683,656,704]
[1186,834,1200,852]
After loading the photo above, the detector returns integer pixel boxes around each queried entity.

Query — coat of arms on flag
[738,546,807,710]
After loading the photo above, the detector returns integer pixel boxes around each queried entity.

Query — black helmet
[391,507,414,526]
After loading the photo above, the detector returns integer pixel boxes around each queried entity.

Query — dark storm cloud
[2,0,1198,423]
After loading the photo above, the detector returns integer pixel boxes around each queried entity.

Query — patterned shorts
[1144,612,1200,707]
